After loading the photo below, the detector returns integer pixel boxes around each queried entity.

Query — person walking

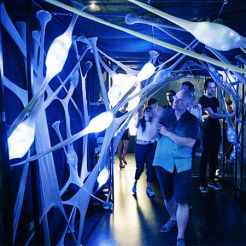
[132,106,156,197]
[149,89,200,246]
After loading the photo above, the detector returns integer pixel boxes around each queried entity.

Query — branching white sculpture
[1,0,245,245]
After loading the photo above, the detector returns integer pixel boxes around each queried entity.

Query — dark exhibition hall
[0,0,246,245]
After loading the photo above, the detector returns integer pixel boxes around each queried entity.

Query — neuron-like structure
[0,1,245,245]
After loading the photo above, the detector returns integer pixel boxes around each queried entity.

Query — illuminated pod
[8,117,35,159]
[86,111,114,133]
[227,126,237,145]
[45,17,75,77]
[128,0,246,51]
[97,169,109,188]
[13,111,114,165]
[137,62,155,81]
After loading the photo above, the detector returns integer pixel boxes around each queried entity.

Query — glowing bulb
[108,84,121,107]
[87,111,113,133]
[137,62,155,81]
[8,117,35,159]
[97,168,109,188]
[45,13,78,79]
[152,69,171,85]
[128,0,246,51]
[45,32,72,78]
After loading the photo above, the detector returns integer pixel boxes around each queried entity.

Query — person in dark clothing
[163,90,176,109]
[198,79,235,193]
[116,103,129,168]
[149,89,200,246]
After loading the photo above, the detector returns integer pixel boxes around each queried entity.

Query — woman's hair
[139,106,153,132]
[147,98,158,106]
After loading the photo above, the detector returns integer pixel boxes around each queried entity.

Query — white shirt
[136,122,154,141]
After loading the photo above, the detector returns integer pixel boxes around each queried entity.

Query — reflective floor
[85,153,246,246]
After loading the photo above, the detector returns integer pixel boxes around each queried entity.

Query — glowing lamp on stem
[152,69,171,85]
[13,111,114,166]
[97,168,110,189]
[8,117,35,159]
[128,0,246,51]
[137,62,155,81]
[45,16,77,79]
[85,111,114,134]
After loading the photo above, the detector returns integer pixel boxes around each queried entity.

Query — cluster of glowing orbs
[8,117,35,159]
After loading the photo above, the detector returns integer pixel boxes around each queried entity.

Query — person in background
[132,106,156,197]
[223,98,235,161]
[147,97,158,112]
[149,89,200,246]
[198,79,235,193]
[116,103,129,169]
[163,90,176,109]
[181,81,202,121]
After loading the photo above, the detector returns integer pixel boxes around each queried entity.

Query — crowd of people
[115,79,235,246]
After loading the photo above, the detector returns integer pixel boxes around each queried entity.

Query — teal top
[153,109,200,173]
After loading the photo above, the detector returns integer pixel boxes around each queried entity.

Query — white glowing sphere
[108,85,121,107]
[137,62,155,81]
[87,111,113,133]
[45,32,72,77]
[8,118,35,159]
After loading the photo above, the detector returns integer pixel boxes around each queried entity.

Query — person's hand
[202,114,209,122]
[157,123,168,136]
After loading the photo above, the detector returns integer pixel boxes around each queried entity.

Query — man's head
[204,79,216,97]
[166,90,176,105]
[172,89,193,112]
[181,81,195,93]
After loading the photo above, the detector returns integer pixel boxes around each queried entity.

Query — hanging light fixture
[137,62,155,81]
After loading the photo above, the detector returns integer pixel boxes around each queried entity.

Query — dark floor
[85,153,246,246]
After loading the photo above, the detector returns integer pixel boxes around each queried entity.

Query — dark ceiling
[4,0,246,70]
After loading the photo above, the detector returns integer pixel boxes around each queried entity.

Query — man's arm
[157,124,195,148]
[204,107,235,119]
